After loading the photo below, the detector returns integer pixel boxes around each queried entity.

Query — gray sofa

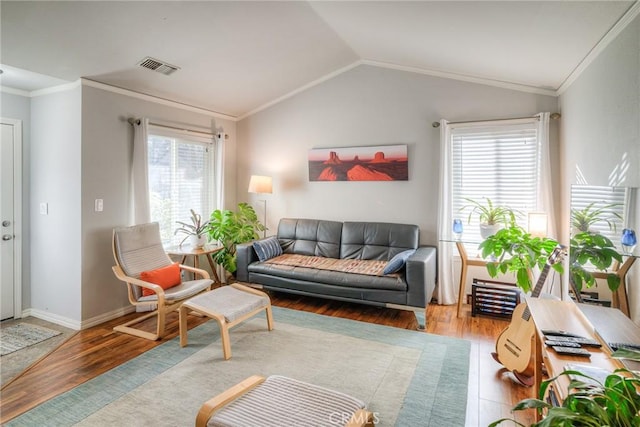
[236,218,437,328]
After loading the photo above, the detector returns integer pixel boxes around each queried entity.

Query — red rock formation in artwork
[318,167,338,181]
[323,151,342,165]
[369,151,391,163]
[347,165,393,181]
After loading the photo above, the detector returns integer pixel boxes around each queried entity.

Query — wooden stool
[179,284,273,360]
[196,375,375,427]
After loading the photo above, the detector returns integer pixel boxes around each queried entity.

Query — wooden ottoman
[196,375,375,427]
[179,283,273,360]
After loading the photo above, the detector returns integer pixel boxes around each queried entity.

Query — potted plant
[570,231,622,294]
[489,368,640,426]
[478,224,562,292]
[207,202,266,276]
[174,209,210,248]
[460,197,519,238]
[571,202,622,233]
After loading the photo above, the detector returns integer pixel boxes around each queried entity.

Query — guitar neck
[531,264,551,298]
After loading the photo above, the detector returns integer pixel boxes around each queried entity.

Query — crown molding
[362,59,558,97]
[238,60,363,120]
[557,1,640,95]
[81,78,237,121]
[0,86,31,97]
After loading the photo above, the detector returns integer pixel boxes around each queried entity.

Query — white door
[1,119,21,320]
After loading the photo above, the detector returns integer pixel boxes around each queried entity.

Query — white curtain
[536,112,557,239]
[132,118,150,225]
[437,119,458,304]
[215,132,226,210]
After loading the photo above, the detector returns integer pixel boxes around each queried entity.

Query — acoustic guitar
[492,245,566,385]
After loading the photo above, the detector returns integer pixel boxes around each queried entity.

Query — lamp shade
[248,175,273,194]
[528,212,548,238]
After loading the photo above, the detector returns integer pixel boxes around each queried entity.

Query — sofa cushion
[383,249,416,274]
[248,262,407,292]
[253,236,283,262]
[340,222,419,260]
[278,218,343,258]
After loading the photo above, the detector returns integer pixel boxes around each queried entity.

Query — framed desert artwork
[308,144,408,182]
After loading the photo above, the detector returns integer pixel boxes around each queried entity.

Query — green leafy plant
[207,202,266,274]
[570,231,622,293]
[571,202,622,233]
[478,225,563,292]
[174,209,210,245]
[460,197,519,226]
[489,368,640,427]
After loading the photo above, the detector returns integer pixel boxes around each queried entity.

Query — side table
[454,241,489,318]
[166,244,223,285]
[590,254,636,317]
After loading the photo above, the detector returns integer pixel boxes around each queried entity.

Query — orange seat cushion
[140,263,181,297]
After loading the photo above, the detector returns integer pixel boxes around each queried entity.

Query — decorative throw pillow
[140,263,181,297]
[253,236,283,262]
[383,249,416,274]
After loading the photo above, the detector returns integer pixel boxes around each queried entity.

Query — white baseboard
[22,306,136,331]
[22,308,82,330]
[81,306,136,329]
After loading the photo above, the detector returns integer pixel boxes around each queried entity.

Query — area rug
[0,323,62,356]
[6,307,470,427]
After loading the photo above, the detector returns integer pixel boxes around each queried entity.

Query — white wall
[237,64,558,246]
[30,85,82,325]
[559,13,640,322]
[80,84,237,323]
[0,91,32,310]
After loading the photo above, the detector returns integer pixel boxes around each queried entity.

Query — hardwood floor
[0,292,536,426]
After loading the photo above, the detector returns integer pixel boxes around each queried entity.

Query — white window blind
[451,121,541,245]
[147,126,216,247]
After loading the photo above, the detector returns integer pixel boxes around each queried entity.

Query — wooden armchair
[112,222,213,340]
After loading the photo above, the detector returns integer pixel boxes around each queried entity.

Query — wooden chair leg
[265,305,274,331]
[215,318,232,360]
[179,305,189,347]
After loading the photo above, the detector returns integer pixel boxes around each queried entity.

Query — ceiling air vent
[137,57,180,76]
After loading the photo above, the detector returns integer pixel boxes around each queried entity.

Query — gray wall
[0,91,31,310]
[559,13,640,322]
[30,86,82,323]
[237,64,559,245]
[80,85,237,323]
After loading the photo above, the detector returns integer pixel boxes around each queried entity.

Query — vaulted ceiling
[1,1,636,119]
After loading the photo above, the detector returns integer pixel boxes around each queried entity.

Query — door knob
[2,234,12,241]
[2,220,10,227]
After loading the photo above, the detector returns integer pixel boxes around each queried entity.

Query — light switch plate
[39,202,48,215]
[95,199,103,212]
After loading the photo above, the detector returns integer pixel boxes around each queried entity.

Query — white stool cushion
[187,286,269,323]
[209,375,366,427]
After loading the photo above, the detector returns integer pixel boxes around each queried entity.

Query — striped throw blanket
[264,253,393,277]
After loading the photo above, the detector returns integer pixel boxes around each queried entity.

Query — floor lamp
[248,175,272,238]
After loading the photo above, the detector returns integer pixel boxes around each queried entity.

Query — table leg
[206,253,222,285]
[455,242,487,318]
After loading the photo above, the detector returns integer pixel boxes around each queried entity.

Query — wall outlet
[95,199,103,212]
[39,202,48,215]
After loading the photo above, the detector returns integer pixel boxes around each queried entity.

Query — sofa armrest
[236,241,260,282]
[405,246,437,308]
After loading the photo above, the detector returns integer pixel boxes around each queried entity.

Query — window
[147,126,216,247]
[451,120,542,244]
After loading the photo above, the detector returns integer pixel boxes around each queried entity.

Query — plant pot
[480,223,502,239]
[189,234,207,248]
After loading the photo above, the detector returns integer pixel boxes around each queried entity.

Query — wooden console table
[526,298,639,419]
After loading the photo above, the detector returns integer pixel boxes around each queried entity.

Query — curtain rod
[127,117,228,139]
[431,112,561,128]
